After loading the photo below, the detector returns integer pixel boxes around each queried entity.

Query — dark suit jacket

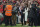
[3,5,6,14]
[28,7,37,18]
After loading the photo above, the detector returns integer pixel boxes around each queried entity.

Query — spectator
[4,2,12,26]
[0,3,4,25]
[28,2,38,27]
[12,4,17,26]
[20,3,25,26]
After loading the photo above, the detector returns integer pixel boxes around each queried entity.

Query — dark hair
[25,3,28,7]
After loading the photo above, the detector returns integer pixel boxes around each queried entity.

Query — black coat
[28,7,37,18]
[3,5,6,14]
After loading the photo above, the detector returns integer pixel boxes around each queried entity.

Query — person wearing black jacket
[3,2,7,24]
[37,5,40,26]
[21,6,25,25]
[3,5,6,23]
[28,4,38,27]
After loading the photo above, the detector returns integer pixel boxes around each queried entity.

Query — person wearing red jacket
[37,0,40,5]
[0,4,3,25]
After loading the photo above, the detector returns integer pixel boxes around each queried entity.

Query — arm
[4,8,7,11]
[23,8,29,13]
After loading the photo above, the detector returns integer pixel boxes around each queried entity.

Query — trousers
[12,14,17,25]
[5,16,12,25]
[29,17,38,26]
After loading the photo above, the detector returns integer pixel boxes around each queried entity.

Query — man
[12,4,17,26]
[3,2,7,23]
[4,2,12,26]
[20,3,25,25]
[37,5,40,26]
[28,2,38,27]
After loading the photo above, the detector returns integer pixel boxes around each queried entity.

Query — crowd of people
[0,0,40,27]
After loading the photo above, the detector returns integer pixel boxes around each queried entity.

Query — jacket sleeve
[4,8,7,11]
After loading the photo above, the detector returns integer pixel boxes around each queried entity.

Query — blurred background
[0,0,40,27]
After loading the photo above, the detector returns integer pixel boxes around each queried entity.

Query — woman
[23,7,29,25]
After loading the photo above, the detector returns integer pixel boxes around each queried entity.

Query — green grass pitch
[0,24,40,27]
